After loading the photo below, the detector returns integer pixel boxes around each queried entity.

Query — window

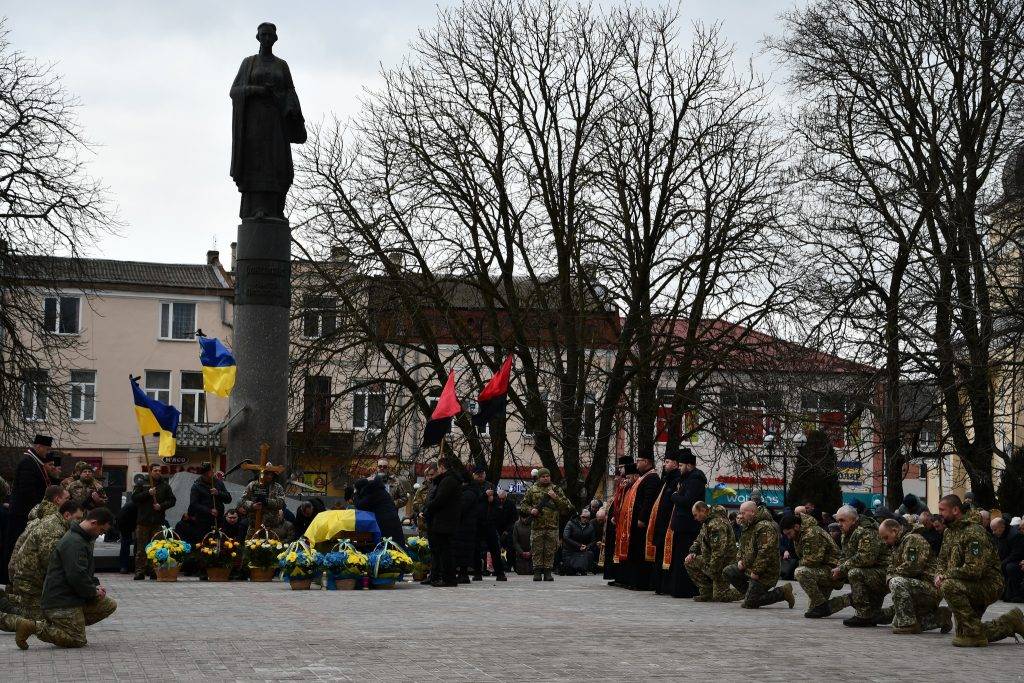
[583,395,596,439]
[305,376,332,432]
[43,296,80,334]
[69,370,96,421]
[159,302,196,340]
[352,385,384,431]
[144,370,171,405]
[523,392,548,437]
[180,371,205,423]
[720,389,781,446]
[22,369,48,420]
[302,296,337,339]
[801,392,848,448]
[657,390,699,444]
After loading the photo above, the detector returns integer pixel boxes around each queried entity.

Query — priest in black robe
[649,450,682,593]
[618,453,661,590]
[662,448,707,597]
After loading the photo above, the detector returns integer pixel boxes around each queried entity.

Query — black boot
[495,573,507,581]
[543,570,554,582]
[533,571,543,581]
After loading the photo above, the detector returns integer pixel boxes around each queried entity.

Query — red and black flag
[472,355,514,428]
[422,371,461,448]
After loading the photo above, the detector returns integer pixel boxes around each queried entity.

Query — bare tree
[772,0,1024,507]
[0,20,115,448]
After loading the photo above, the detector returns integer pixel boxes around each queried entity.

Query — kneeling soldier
[875,518,951,634]
[781,513,845,618]
[685,502,741,602]
[832,505,889,627]
[723,501,794,609]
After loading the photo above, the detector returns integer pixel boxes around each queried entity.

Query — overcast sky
[3,1,796,264]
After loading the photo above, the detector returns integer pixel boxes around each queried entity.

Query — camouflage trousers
[530,528,559,570]
[848,567,888,619]
[686,556,737,601]
[880,577,944,630]
[940,578,1010,641]
[794,566,848,614]
[722,564,788,608]
[35,597,118,648]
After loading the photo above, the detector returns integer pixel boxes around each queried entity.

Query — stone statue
[229,22,306,220]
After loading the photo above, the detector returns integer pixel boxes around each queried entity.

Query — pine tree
[786,430,843,512]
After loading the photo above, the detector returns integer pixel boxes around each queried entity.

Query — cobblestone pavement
[0,573,1021,682]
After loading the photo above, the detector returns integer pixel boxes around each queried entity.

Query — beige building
[8,252,234,490]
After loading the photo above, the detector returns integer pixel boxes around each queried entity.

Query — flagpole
[140,434,155,486]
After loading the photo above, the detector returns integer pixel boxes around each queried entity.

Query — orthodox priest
[603,457,636,586]
[648,450,682,593]
[614,453,661,589]
[661,449,708,597]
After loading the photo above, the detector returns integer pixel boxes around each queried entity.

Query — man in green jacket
[876,518,951,635]
[723,501,795,609]
[15,507,117,649]
[518,468,572,582]
[685,502,741,602]
[782,512,844,618]
[833,504,890,627]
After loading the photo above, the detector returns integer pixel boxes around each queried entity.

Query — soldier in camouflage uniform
[935,494,1024,647]
[518,468,571,581]
[0,500,84,632]
[874,518,952,635]
[723,501,795,609]
[410,464,437,536]
[59,460,91,490]
[240,472,292,540]
[832,505,890,626]
[6,486,69,605]
[66,465,107,511]
[781,513,845,618]
[685,502,741,602]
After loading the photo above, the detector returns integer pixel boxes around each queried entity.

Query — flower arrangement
[145,538,191,569]
[277,540,320,579]
[244,537,285,569]
[368,539,414,580]
[197,532,241,569]
[406,536,431,563]
[318,542,369,580]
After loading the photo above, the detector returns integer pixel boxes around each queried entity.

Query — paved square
[0,574,1020,681]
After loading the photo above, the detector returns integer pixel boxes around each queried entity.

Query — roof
[655,318,877,375]
[16,256,232,294]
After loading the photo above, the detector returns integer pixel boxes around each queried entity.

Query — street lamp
[763,432,775,506]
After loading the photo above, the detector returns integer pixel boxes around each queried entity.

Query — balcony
[177,422,224,449]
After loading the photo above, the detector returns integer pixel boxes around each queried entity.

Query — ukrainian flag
[712,482,738,500]
[130,377,181,457]
[198,336,236,398]
[303,509,382,545]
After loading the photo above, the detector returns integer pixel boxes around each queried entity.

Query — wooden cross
[240,443,286,531]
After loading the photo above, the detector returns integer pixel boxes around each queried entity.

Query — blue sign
[705,488,785,508]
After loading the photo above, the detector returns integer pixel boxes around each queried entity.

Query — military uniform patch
[969,541,981,557]
[908,548,917,563]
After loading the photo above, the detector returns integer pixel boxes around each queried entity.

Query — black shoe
[804,604,830,619]
[534,572,543,582]
[495,574,508,581]
[842,615,876,627]
[543,570,554,582]
[471,574,483,581]
[133,573,145,581]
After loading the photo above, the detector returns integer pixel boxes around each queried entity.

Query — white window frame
[159,301,197,341]
[352,386,385,432]
[301,296,337,339]
[22,369,48,421]
[69,370,97,422]
[144,370,171,405]
[180,371,206,423]
[43,295,81,335]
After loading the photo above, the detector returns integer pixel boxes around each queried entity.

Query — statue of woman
[229,22,306,221]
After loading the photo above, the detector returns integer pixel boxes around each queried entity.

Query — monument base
[226,217,292,480]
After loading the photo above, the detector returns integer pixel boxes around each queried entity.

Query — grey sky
[4,1,795,264]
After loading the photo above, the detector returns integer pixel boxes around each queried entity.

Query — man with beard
[661,449,707,598]
[647,450,681,594]
[613,453,661,589]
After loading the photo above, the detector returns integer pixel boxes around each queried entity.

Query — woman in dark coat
[452,478,479,583]
[561,512,597,575]
[354,476,406,547]
[292,501,317,539]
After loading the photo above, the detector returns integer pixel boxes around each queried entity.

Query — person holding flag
[423,370,461,448]
[472,356,513,429]
[130,376,181,458]
[197,333,236,397]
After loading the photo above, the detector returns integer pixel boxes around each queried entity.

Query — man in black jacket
[472,468,507,581]
[131,468,176,580]
[661,449,708,598]
[15,507,116,649]
[188,463,232,537]
[992,517,1024,602]
[424,458,462,587]
[2,437,60,583]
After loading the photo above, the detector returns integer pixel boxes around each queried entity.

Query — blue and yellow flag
[198,336,236,398]
[303,509,382,546]
[711,482,737,500]
[130,376,181,457]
